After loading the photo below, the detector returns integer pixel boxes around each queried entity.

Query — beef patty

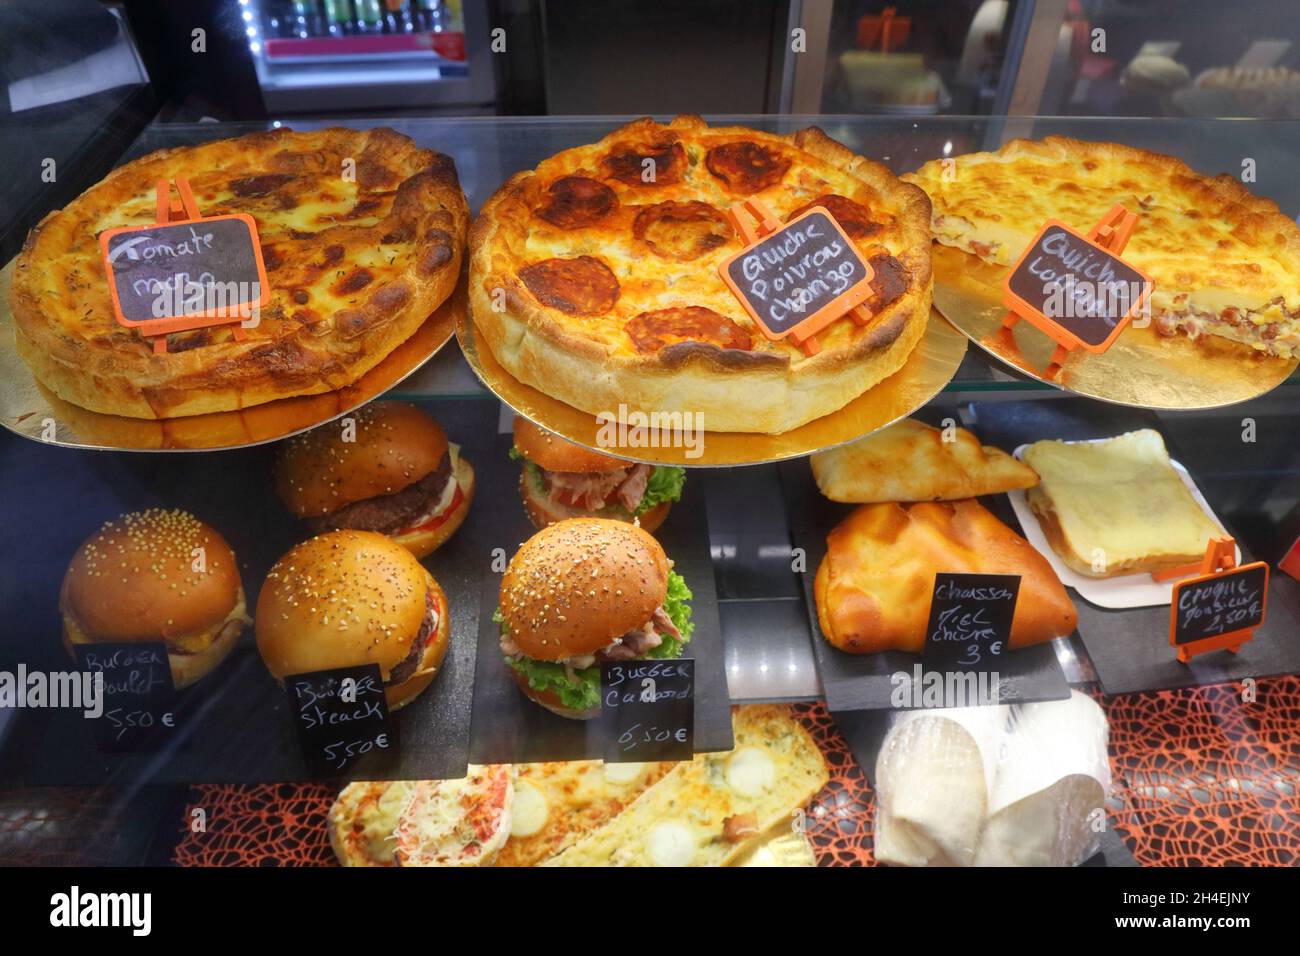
[386,588,440,686]
[306,454,452,535]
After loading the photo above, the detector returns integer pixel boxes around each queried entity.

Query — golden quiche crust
[905,136,1300,358]
[470,115,933,435]
[10,127,468,418]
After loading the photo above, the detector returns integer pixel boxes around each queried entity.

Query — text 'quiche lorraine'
[469,115,933,435]
[10,127,468,419]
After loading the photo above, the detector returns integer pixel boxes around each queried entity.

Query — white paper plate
[1007,442,1238,610]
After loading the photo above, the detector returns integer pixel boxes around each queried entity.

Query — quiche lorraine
[469,115,933,434]
[10,127,468,418]
[905,137,1300,359]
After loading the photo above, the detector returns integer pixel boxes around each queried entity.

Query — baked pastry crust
[10,127,468,418]
[905,136,1300,358]
[470,115,933,434]
[810,417,1038,502]
[814,500,1077,654]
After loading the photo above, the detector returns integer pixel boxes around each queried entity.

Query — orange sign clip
[719,199,875,357]
[1000,203,1152,378]
[98,177,269,354]
[1168,537,1269,663]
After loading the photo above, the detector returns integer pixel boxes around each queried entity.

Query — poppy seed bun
[519,470,669,533]
[255,530,449,710]
[499,518,669,660]
[59,509,249,688]
[275,401,449,518]
[391,458,476,559]
[512,416,624,474]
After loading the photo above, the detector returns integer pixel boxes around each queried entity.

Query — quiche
[905,136,1300,358]
[9,127,468,418]
[469,115,933,435]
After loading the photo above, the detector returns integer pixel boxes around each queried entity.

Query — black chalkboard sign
[601,658,694,763]
[1003,220,1153,352]
[922,573,1021,674]
[99,215,268,328]
[1172,563,1269,645]
[720,209,874,341]
[285,663,397,776]
[74,642,177,752]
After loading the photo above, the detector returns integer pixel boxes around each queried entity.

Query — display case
[2,2,1299,900]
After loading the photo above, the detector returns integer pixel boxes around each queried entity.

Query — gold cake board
[930,245,1297,409]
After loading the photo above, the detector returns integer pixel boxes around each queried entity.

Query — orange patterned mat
[163,680,1300,867]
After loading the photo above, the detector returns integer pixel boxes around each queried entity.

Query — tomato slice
[395,482,463,537]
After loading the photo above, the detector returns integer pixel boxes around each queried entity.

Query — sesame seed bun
[512,416,624,474]
[275,402,449,519]
[58,509,249,689]
[254,530,449,711]
[518,467,670,533]
[391,458,476,559]
[499,518,669,660]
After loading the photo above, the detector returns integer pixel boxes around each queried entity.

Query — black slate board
[829,706,1138,867]
[468,432,732,764]
[778,419,1071,713]
[971,399,1300,696]
[0,399,495,785]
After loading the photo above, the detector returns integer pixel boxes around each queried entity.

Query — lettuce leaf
[507,444,524,462]
[635,466,686,516]
[496,571,694,709]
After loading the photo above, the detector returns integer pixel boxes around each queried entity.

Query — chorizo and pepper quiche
[469,115,933,434]
[905,136,1300,359]
[9,127,468,419]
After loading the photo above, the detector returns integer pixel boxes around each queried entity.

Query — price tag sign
[99,215,269,330]
[922,573,1021,674]
[601,658,694,763]
[285,664,396,776]
[719,206,875,349]
[74,642,177,752]
[1003,219,1153,354]
[1171,562,1268,650]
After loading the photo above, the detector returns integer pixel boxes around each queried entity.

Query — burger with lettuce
[496,518,693,719]
[509,416,684,534]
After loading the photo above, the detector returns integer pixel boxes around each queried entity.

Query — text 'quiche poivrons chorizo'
[10,127,469,419]
[469,115,933,435]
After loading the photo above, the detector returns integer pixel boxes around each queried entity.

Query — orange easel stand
[1166,537,1268,664]
[1001,203,1139,377]
[724,199,874,357]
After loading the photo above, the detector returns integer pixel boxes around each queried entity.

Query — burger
[509,417,684,533]
[255,530,449,710]
[59,509,250,689]
[275,401,474,559]
[496,518,694,719]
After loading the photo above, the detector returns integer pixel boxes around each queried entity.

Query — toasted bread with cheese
[543,706,828,867]
[814,499,1077,654]
[811,418,1039,503]
[1022,430,1225,578]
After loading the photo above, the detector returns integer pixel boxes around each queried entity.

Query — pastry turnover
[810,417,1038,503]
[1023,429,1225,578]
[814,500,1077,654]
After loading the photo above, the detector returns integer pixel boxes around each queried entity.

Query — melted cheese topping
[906,137,1300,355]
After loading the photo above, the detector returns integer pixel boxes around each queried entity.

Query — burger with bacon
[275,401,474,559]
[509,417,684,533]
[496,518,693,719]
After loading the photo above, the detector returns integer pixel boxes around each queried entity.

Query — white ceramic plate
[1007,442,1238,610]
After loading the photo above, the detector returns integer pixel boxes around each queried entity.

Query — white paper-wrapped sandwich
[874,691,1111,867]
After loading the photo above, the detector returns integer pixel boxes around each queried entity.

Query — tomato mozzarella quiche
[10,127,468,418]
[469,115,933,434]
[905,136,1300,359]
